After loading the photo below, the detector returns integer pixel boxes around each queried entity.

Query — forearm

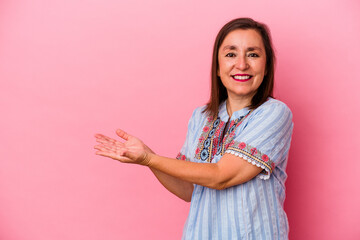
[94,131,261,191]
[150,167,193,202]
[147,154,224,190]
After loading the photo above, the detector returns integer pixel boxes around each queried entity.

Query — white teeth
[233,75,251,80]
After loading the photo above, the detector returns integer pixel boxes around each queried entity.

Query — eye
[225,52,236,57]
[248,53,259,58]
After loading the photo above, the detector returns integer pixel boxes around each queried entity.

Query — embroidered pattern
[226,141,274,177]
[195,112,251,162]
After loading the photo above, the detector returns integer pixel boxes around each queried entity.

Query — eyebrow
[223,45,237,51]
[222,45,263,52]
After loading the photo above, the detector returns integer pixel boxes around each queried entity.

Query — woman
[94,18,293,239]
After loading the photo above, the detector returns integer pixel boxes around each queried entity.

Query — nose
[235,56,249,70]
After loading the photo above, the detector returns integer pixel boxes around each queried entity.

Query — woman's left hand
[94,129,151,166]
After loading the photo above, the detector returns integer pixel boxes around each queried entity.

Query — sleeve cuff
[225,141,275,180]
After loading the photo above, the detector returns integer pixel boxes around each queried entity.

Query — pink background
[1,0,359,239]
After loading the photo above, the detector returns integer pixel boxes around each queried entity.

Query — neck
[226,93,253,117]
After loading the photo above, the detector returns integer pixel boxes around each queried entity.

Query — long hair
[204,18,276,118]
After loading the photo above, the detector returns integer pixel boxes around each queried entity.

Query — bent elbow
[207,163,238,190]
[183,196,192,202]
[215,183,228,190]
[179,192,192,202]
[209,180,228,190]
[210,176,245,190]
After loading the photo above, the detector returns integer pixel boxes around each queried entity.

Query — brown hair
[204,17,275,118]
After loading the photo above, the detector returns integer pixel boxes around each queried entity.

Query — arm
[94,129,262,191]
[149,168,193,202]
[147,153,262,190]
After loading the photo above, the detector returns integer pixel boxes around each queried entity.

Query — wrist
[139,152,154,166]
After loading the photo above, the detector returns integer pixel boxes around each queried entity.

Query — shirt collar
[218,100,251,122]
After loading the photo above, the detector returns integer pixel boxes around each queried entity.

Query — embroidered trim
[226,141,274,180]
[221,116,247,155]
[176,152,190,161]
[194,111,253,163]
[195,116,223,162]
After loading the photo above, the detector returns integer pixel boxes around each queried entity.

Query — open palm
[94,129,152,165]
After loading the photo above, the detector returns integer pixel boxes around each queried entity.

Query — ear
[217,68,220,77]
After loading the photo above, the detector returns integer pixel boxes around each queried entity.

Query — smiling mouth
[232,74,253,82]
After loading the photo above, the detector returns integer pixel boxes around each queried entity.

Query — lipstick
[232,74,252,82]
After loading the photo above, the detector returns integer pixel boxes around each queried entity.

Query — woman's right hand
[94,129,154,166]
[95,129,193,201]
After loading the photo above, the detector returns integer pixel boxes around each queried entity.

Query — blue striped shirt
[177,98,293,240]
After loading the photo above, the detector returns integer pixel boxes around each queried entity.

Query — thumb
[122,150,150,166]
[116,129,131,141]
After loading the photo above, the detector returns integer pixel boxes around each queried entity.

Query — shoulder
[252,98,292,120]
[190,105,208,121]
[186,105,209,129]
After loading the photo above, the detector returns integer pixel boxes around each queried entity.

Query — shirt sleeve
[225,101,293,180]
[176,107,203,161]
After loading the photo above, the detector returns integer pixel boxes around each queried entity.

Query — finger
[95,136,125,149]
[95,133,108,139]
[94,145,112,152]
[95,151,121,159]
[94,144,119,153]
[116,129,131,141]
[95,138,111,145]
[95,137,116,145]
[96,138,125,148]
[95,151,132,163]
[95,134,117,143]
[95,142,129,156]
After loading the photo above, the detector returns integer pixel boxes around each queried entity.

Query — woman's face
[217,29,267,102]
